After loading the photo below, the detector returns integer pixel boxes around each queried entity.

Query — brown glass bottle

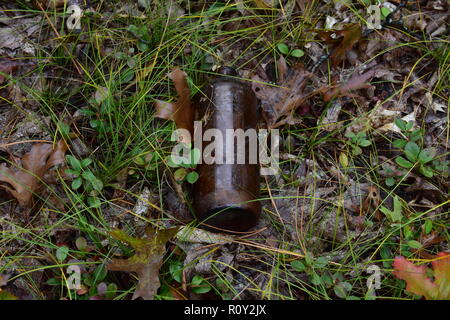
[193,67,260,233]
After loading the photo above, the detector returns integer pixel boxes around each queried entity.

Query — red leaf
[432,252,450,299]
[393,256,438,299]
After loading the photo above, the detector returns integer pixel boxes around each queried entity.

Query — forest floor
[0,0,448,300]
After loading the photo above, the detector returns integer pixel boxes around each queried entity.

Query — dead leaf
[324,68,376,102]
[107,226,179,300]
[0,140,68,206]
[276,55,288,82]
[0,274,11,287]
[0,59,26,84]
[361,186,382,220]
[154,68,193,143]
[320,101,342,131]
[393,252,450,300]
[252,64,319,128]
[318,24,362,67]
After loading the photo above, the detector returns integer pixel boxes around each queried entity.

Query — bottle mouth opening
[198,206,257,234]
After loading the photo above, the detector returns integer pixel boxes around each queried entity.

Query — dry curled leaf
[252,64,319,128]
[323,68,376,102]
[318,24,362,67]
[393,252,450,300]
[0,140,68,206]
[107,226,179,300]
[154,68,193,143]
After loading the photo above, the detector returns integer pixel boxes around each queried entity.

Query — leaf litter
[0,140,68,206]
[0,0,449,301]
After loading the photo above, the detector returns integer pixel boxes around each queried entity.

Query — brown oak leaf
[154,68,193,143]
[0,140,68,206]
[107,226,179,300]
[318,24,362,67]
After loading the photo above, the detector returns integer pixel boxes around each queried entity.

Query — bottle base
[198,206,258,234]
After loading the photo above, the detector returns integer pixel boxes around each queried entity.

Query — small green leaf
[72,177,83,190]
[380,196,403,223]
[191,275,204,286]
[133,156,146,166]
[191,275,211,294]
[393,139,407,149]
[93,264,107,282]
[359,139,371,147]
[352,146,362,155]
[91,178,104,192]
[381,7,391,18]
[75,237,87,251]
[305,252,314,266]
[65,168,80,176]
[409,129,422,142]
[66,155,82,172]
[386,177,395,187]
[88,196,101,208]
[339,152,349,168]
[58,122,70,138]
[310,273,322,285]
[424,220,433,234]
[405,121,413,131]
[334,282,352,298]
[406,240,422,249]
[169,261,183,283]
[137,42,149,52]
[291,49,304,58]
[419,165,434,178]
[418,148,436,164]
[356,131,366,139]
[403,225,413,239]
[82,170,96,183]
[291,260,306,272]
[46,278,61,286]
[186,171,199,184]
[404,142,420,162]
[106,283,118,299]
[277,43,289,55]
[80,158,93,168]
[313,257,329,268]
[396,156,414,169]
[56,246,69,262]
[345,131,356,139]
[174,168,187,182]
[394,119,407,131]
